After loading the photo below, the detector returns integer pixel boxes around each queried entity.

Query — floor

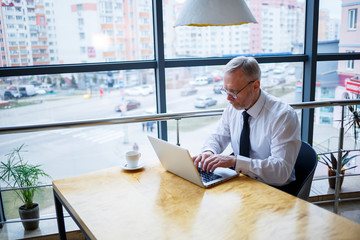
[0,215,82,240]
[309,176,360,224]
[316,200,360,224]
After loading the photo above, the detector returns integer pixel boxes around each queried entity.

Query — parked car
[19,85,37,97]
[8,85,36,97]
[180,86,198,96]
[190,77,209,86]
[114,99,141,112]
[213,76,222,82]
[213,82,223,94]
[125,85,153,96]
[30,81,42,87]
[39,84,54,93]
[35,88,46,95]
[140,85,154,94]
[194,96,217,108]
[3,90,21,100]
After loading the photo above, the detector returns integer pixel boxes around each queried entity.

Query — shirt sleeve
[235,109,301,186]
[201,106,232,154]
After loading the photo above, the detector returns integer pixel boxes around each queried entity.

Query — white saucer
[121,161,145,170]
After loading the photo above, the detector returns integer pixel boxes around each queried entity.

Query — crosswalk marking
[55,128,124,144]
[0,131,51,147]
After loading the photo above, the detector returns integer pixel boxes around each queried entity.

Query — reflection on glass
[319,0,360,54]
[0,69,155,126]
[0,0,154,67]
[0,126,160,220]
[315,60,359,129]
[166,63,302,113]
[164,0,305,58]
[314,59,360,178]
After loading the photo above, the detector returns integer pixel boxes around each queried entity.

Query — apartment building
[0,0,58,67]
[173,0,303,58]
[54,0,153,65]
[336,0,360,100]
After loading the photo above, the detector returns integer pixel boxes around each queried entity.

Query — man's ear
[253,79,261,91]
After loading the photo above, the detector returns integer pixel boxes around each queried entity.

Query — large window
[0,0,360,230]
[163,1,305,58]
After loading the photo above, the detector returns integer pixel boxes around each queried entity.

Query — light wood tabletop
[53,164,360,240]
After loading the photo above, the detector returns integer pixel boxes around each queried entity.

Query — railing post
[176,119,180,146]
[334,105,345,213]
[0,190,5,228]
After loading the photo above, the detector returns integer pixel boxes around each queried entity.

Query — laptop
[148,136,238,188]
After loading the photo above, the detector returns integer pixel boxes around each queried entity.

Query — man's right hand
[192,151,214,169]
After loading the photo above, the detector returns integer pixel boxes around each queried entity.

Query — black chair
[275,141,318,200]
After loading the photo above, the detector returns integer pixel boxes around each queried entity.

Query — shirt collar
[246,90,265,118]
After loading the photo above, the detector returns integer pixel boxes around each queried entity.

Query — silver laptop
[148,136,238,188]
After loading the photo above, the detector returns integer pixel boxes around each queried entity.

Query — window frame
[0,0,359,141]
[348,8,357,30]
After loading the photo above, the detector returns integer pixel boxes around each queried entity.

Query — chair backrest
[294,141,318,200]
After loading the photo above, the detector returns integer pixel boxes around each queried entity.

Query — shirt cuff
[235,155,251,174]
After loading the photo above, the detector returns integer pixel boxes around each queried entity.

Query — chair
[275,141,318,200]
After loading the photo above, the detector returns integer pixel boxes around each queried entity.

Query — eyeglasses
[220,80,255,99]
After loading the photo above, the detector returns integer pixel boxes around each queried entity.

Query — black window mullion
[152,0,167,141]
[0,61,156,77]
[301,0,320,145]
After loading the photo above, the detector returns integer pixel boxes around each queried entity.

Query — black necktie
[240,111,250,157]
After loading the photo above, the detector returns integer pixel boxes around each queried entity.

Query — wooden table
[53,164,360,240]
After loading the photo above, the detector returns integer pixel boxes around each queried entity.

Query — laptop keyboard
[198,168,222,183]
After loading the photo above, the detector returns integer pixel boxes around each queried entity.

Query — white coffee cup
[125,151,141,168]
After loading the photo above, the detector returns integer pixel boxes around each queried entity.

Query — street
[0,83,228,181]
[0,78,312,182]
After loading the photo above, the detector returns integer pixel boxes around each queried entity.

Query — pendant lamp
[174,0,257,27]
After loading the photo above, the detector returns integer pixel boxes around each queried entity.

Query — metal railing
[0,99,360,225]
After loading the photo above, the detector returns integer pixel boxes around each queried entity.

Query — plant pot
[19,203,39,230]
[328,168,345,189]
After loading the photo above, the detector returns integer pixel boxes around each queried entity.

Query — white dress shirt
[202,90,301,186]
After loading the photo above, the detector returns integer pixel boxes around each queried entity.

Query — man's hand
[192,151,236,173]
[192,151,214,169]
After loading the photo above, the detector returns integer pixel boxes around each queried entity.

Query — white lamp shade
[174,0,257,27]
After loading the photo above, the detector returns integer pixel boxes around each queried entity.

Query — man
[192,56,301,187]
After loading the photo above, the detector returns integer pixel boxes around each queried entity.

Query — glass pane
[167,116,232,154]
[165,66,224,113]
[318,0,360,53]
[0,69,156,126]
[260,62,303,104]
[0,0,153,67]
[165,62,302,113]
[163,1,305,58]
[313,60,360,178]
[0,126,160,220]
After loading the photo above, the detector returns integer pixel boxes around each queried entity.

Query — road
[0,80,301,181]
[0,84,229,180]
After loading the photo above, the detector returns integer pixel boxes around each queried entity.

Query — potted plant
[0,145,50,230]
[319,151,359,189]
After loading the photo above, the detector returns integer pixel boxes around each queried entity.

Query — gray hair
[224,56,261,81]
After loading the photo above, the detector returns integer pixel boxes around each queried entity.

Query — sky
[319,0,342,19]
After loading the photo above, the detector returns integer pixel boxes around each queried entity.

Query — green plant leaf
[330,152,337,169]
[319,159,332,169]
[342,151,350,160]
[344,166,357,171]
[0,145,50,209]
[342,154,360,168]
